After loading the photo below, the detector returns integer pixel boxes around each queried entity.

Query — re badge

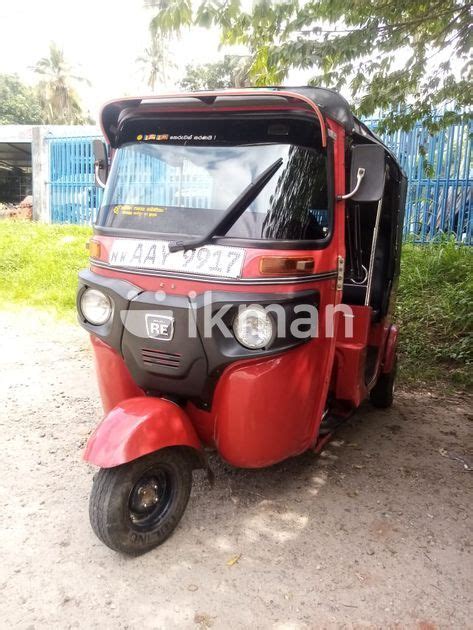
[145,314,175,341]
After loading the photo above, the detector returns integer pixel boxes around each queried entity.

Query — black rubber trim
[92,226,333,250]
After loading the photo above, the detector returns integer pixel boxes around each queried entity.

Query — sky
[2,0,461,124]
[0,0,275,122]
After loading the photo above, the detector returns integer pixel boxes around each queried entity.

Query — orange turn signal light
[259,256,315,275]
[88,238,101,259]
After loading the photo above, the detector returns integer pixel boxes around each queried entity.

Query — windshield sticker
[112,205,165,217]
[136,133,216,142]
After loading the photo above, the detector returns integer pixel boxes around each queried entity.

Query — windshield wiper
[168,157,283,253]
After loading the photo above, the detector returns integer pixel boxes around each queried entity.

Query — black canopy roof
[269,86,401,166]
[268,86,355,131]
[270,86,390,146]
[101,86,395,161]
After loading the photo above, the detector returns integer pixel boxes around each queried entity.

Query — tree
[150,0,472,131]
[32,42,91,125]
[179,55,252,90]
[0,74,43,124]
[137,32,175,91]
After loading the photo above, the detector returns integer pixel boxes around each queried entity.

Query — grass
[396,239,472,389]
[0,222,471,389]
[0,221,91,319]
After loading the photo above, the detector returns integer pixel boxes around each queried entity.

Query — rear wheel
[89,448,193,555]
[370,357,397,408]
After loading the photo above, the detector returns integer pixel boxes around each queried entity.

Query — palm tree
[33,43,90,124]
[137,32,175,92]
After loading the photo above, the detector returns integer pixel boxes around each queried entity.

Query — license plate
[108,238,245,279]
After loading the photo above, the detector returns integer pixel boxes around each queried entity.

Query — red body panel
[83,117,353,469]
[83,396,202,468]
[82,112,397,469]
[204,339,332,467]
[334,306,372,406]
[91,335,144,414]
[333,308,395,405]
[87,273,339,468]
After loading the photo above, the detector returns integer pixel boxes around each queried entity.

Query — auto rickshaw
[77,87,406,555]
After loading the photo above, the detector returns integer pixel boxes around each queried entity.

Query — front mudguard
[84,396,204,468]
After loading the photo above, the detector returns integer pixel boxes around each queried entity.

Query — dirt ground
[0,309,472,630]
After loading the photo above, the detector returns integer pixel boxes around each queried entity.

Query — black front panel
[121,292,208,398]
[192,290,320,374]
[78,270,319,404]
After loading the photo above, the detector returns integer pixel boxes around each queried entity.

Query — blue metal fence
[47,116,472,243]
[48,136,103,224]
[363,114,472,244]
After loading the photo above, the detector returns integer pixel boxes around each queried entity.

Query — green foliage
[0,222,91,319]
[396,240,473,388]
[179,55,252,90]
[149,0,193,33]
[0,74,43,124]
[150,0,472,131]
[33,42,92,125]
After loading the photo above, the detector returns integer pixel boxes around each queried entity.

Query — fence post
[31,126,51,223]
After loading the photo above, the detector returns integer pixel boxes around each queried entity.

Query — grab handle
[337,167,365,201]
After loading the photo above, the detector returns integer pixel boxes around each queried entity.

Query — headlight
[80,288,112,325]
[233,305,274,349]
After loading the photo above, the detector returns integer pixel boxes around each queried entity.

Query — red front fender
[84,397,203,468]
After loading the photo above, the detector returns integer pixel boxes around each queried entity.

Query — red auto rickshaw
[77,87,406,554]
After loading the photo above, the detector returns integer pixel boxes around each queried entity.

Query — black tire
[370,358,397,409]
[89,448,192,555]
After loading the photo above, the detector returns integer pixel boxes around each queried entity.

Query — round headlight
[233,305,274,349]
[80,288,112,325]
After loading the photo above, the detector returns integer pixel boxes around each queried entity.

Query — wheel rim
[128,466,175,531]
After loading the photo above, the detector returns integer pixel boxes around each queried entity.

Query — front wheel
[89,448,193,555]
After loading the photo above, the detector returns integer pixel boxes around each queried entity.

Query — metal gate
[48,136,103,224]
[364,114,472,244]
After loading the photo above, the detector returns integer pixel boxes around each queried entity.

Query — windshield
[97,119,330,242]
